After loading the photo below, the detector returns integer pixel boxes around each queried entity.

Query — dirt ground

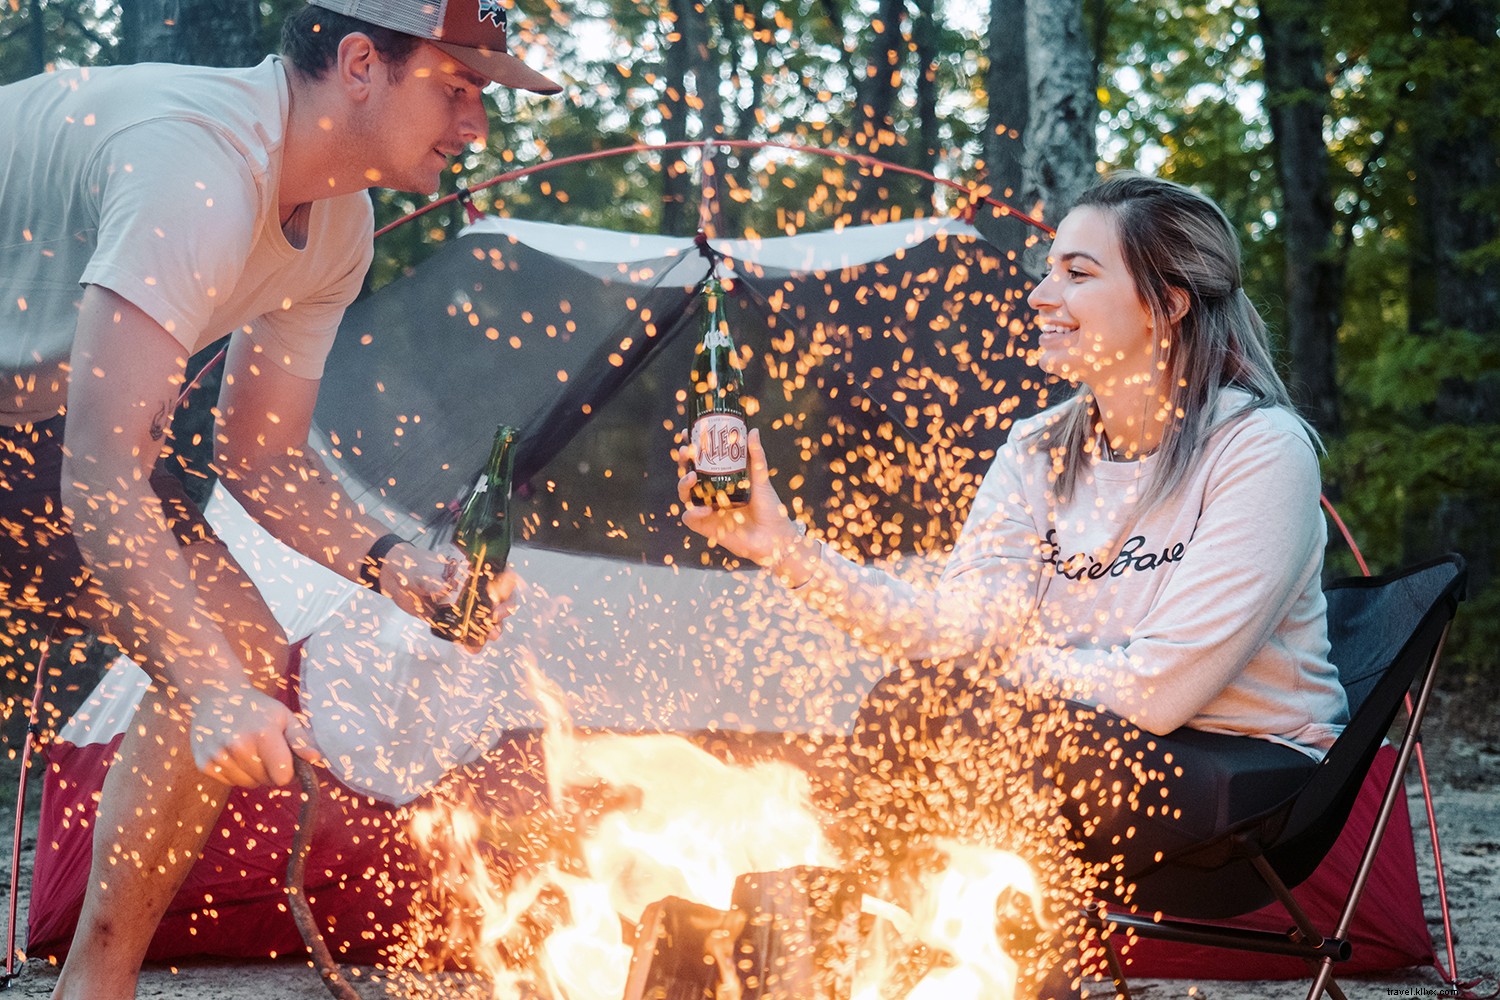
[2,682,1496,1000]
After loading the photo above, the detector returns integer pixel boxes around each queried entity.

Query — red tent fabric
[30,715,1433,978]
[30,746,416,963]
[28,644,424,964]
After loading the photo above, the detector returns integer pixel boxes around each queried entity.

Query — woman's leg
[850,661,1320,998]
[1028,702,1319,889]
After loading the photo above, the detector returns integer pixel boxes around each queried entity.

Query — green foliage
[0,0,118,81]
[1091,1,1286,343]
[1094,0,1498,680]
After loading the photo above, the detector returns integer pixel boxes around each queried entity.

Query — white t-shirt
[794,390,1350,756]
[0,56,373,423]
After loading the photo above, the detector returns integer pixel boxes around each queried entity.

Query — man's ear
[336,32,379,97]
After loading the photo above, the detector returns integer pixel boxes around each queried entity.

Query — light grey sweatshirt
[793,390,1349,757]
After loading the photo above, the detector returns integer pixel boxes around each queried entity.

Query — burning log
[492,880,573,973]
[621,867,862,1000]
[623,896,747,1000]
[730,867,862,1000]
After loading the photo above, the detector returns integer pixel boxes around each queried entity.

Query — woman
[679,172,1350,992]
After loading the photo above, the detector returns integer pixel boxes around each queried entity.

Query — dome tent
[27,199,1433,980]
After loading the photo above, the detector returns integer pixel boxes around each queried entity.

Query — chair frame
[1084,554,1467,1000]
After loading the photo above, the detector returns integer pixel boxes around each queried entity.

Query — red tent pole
[5,631,52,984]
[377,139,1054,239]
[1321,493,1461,988]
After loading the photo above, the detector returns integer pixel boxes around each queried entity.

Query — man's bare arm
[62,285,309,787]
[212,331,502,628]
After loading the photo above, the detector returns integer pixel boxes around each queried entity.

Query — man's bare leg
[50,541,291,1000]
[48,684,230,1000]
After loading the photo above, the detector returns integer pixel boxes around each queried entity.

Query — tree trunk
[911,0,939,210]
[660,0,695,236]
[854,0,907,155]
[985,0,1028,205]
[1258,0,1343,436]
[24,0,47,77]
[1405,0,1500,593]
[686,0,724,234]
[1020,0,1097,228]
[850,0,908,222]
[129,0,261,66]
[716,0,753,234]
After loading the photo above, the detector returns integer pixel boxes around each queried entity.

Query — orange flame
[399,668,1045,1000]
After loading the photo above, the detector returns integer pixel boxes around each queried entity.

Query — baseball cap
[307,0,561,94]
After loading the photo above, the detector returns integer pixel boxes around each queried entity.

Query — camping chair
[1084,553,1467,1000]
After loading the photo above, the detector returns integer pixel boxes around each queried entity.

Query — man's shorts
[0,414,217,622]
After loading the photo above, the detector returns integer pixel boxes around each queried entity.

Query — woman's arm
[680,429,1045,662]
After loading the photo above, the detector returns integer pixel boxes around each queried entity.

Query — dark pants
[0,414,215,636]
[851,658,1318,998]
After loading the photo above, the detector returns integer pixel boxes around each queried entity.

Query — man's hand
[191,685,321,787]
[381,542,521,649]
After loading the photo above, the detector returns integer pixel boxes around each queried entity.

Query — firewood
[730,867,861,1000]
[623,896,748,1000]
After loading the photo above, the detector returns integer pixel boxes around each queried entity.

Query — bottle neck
[703,323,732,350]
[485,429,518,488]
[700,279,732,350]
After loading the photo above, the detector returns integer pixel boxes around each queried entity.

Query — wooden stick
[287,757,362,1000]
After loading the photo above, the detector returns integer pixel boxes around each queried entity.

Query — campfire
[378,670,1069,1000]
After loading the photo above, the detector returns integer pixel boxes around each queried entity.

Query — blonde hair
[1030,172,1318,508]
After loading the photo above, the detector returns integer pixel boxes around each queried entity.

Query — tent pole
[1320,493,1462,987]
[4,630,53,985]
[375,139,1052,240]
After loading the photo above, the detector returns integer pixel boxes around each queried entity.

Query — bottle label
[472,475,489,495]
[703,322,732,350]
[693,412,748,475]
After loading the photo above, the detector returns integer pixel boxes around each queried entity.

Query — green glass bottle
[689,277,750,508]
[431,425,518,645]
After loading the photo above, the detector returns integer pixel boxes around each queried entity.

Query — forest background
[2,0,1497,693]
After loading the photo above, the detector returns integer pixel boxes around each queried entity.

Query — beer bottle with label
[689,276,750,507]
[431,425,518,646]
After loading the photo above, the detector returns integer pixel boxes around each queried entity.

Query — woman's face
[1026,205,1159,390]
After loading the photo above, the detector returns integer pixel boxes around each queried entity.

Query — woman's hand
[678,428,817,585]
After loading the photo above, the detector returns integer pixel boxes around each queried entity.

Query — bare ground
[2,682,1496,1000]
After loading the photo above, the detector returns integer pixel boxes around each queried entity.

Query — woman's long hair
[1032,171,1318,509]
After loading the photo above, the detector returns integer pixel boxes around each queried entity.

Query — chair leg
[1249,853,1353,1000]
[1303,623,1451,1000]
[1306,958,1348,1000]
[1250,853,1335,950]
[1081,903,1132,1000]
[1098,936,1131,1000]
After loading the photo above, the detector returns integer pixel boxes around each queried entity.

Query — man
[0,2,559,996]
